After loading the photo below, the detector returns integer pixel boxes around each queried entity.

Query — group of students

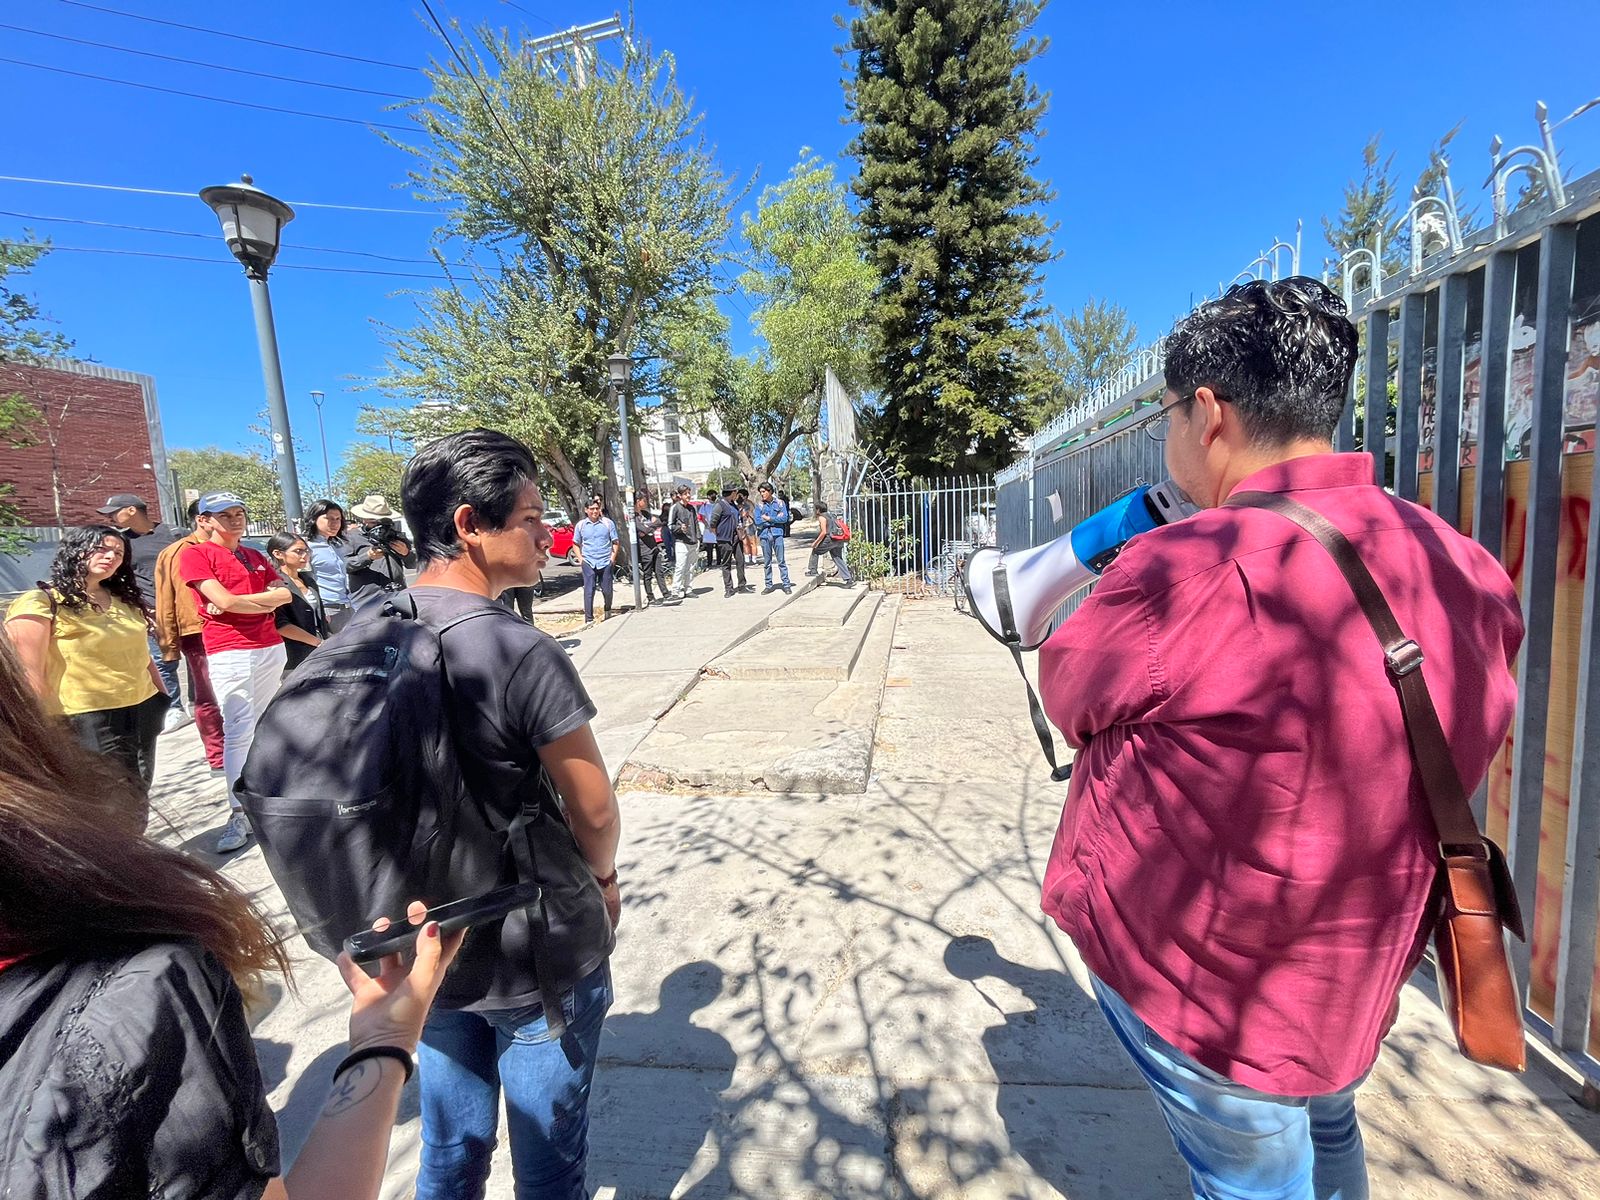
[2,489,414,853]
[571,480,856,622]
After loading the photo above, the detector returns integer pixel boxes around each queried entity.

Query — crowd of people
[0,276,1529,1200]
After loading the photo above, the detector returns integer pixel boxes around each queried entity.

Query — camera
[366,518,399,546]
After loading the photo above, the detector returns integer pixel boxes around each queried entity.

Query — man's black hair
[1162,277,1359,444]
[402,428,539,565]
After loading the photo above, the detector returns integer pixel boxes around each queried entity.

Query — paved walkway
[145,600,1600,1198]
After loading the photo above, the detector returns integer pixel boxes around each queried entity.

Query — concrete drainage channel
[619,583,904,795]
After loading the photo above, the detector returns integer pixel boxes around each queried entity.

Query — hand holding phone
[344,882,543,964]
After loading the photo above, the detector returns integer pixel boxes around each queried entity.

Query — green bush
[847,539,891,582]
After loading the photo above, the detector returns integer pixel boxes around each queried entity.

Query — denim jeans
[415,964,613,1200]
[580,561,614,621]
[1091,976,1368,1200]
[148,635,180,707]
[760,533,791,588]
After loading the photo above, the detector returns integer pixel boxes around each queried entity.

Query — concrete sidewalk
[143,598,1600,1199]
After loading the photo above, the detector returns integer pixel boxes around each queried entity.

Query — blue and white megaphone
[963,481,1197,652]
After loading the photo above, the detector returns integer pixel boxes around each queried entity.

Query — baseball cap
[197,491,248,515]
[95,493,147,514]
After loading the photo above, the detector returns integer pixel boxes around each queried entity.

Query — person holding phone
[393,429,620,1200]
[0,632,467,1200]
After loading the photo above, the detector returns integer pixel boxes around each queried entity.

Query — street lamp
[608,350,643,614]
[200,173,304,524]
[310,390,331,497]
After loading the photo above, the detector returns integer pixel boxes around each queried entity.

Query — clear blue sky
[4,0,1598,490]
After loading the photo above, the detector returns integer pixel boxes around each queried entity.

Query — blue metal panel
[1432,274,1469,525]
[1364,308,1392,487]
[1395,293,1427,501]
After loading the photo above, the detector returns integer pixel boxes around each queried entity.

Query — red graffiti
[1501,493,1591,585]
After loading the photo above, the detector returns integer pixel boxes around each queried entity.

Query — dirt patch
[534,612,587,636]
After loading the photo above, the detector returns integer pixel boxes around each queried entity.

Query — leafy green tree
[381,21,733,532]
[1322,134,1405,284]
[1025,298,1138,429]
[331,444,407,510]
[169,448,286,528]
[844,0,1055,475]
[0,238,71,552]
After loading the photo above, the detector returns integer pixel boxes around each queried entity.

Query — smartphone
[344,882,543,964]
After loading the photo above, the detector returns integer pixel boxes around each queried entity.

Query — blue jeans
[415,964,613,1200]
[580,561,614,621]
[149,635,180,708]
[1092,976,1368,1200]
[760,533,791,588]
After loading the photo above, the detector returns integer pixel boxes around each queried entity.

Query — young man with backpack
[244,430,620,1200]
[707,484,750,597]
[807,501,855,585]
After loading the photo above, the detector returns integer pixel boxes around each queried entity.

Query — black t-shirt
[273,570,329,670]
[407,586,604,1009]
[126,524,178,605]
[0,939,278,1199]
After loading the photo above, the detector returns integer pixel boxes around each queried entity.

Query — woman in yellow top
[4,525,167,829]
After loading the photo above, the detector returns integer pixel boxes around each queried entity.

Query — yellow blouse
[5,588,159,716]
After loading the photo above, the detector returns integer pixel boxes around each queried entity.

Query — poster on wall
[1417,289,1440,475]
[1460,270,1486,468]
[1565,216,1600,454]
[1505,242,1542,461]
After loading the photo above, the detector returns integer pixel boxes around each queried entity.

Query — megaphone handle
[992,562,1073,783]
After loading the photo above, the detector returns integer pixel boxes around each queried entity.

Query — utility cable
[417,0,542,186]
[0,241,450,281]
[0,175,434,216]
[56,0,423,73]
[0,58,413,132]
[0,23,417,99]
[0,210,469,266]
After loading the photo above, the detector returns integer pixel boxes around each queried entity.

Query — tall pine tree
[844,0,1054,476]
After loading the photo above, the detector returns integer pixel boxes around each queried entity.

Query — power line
[1,241,450,281]
[0,58,414,133]
[417,0,544,187]
[0,210,468,266]
[0,175,435,216]
[1,23,417,100]
[57,0,424,73]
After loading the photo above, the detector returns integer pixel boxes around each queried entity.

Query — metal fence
[993,104,1600,1086]
[839,464,996,599]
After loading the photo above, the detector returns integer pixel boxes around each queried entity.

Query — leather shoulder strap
[1227,490,1484,850]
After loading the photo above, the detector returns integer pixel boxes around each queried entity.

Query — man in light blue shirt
[754,482,792,594]
[575,498,619,622]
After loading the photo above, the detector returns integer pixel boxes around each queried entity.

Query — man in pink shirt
[1039,278,1523,1199]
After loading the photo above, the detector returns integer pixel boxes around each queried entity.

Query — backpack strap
[990,560,1073,783]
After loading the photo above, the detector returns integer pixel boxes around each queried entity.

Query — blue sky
[4,0,1598,491]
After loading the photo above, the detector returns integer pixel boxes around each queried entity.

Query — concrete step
[619,593,903,794]
[766,580,870,628]
[710,591,883,682]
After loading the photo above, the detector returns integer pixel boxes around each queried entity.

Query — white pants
[208,642,287,811]
[672,540,697,595]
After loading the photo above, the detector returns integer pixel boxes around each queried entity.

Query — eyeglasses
[1141,395,1198,442]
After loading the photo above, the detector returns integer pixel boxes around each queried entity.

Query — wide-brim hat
[351,494,396,520]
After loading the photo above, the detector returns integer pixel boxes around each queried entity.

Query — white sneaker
[215,812,251,854]
[162,706,194,734]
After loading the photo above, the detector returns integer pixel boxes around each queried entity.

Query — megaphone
[963,481,1197,651]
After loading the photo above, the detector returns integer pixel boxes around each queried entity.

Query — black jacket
[344,524,414,603]
[0,940,278,1199]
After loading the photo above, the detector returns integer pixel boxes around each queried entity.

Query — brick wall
[0,363,163,526]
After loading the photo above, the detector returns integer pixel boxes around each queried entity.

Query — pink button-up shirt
[1039,454,1523,1095]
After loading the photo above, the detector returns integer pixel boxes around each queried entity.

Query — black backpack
[236,594,599,1034]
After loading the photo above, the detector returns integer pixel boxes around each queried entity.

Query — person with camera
[344,495,415,606]
[1035,278,1523,1199]
[0,627,467,1199]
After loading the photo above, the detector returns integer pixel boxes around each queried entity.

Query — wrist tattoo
[322,1061,384,1117]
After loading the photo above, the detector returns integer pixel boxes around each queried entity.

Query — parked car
[548,520,578,565]
[544,506,570,528]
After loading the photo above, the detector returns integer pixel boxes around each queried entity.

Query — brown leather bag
[1229,491,1527,1072]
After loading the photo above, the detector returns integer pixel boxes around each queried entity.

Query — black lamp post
[200,174,304,523]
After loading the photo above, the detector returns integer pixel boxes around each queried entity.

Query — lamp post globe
[200,173,304,523]
[200,174,294,282]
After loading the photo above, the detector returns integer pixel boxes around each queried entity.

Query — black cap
[96,493,147,514]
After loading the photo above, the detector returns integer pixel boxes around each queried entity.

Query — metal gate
[836,451,996,599]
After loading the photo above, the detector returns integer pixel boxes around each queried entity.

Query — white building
[625,403,733,493]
